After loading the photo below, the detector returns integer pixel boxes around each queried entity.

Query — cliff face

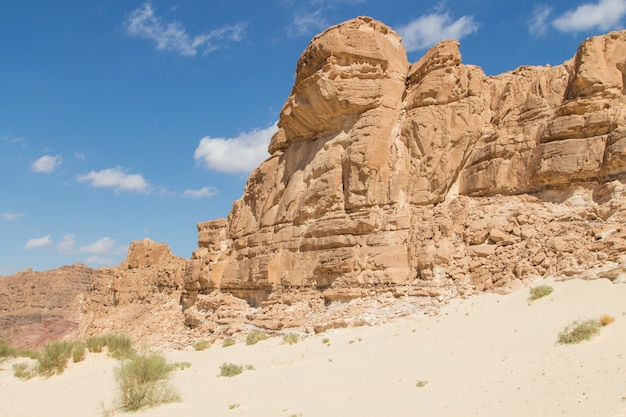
[7,17,626,347]
[192,17,626,304]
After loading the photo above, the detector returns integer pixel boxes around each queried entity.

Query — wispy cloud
[397,10,479,51]
[194,122,277,174]
[0,135,25,145]
[125,2,246,56]
[76,167,149,194]
[32,154,62,173]
[2,212,24,221]
[288,9,328,37]
[80,237,127,255]
[529,4,553,37]
[58,234,76,254]
[182,186,217,199]
[24,235,52,250]
[84,255,117,266]
[553,0,626,32]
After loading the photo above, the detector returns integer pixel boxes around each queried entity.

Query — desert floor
[1,278,626,417]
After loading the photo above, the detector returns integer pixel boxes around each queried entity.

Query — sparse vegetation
[246,331,268,345]
[219,362,243,377]
[0,339,19,360]
[282,333,300,345]
[416,380,428,388]
[222,338,236,347]
[113,352,181,412]
[322,338,330,345]
[86,335,107,353]
[228,403,240,410]
[558,319,602,344]
[105,334,135,360]
[72,342,86,363]
[598,314,615,326]
[13,362,36,380]
[529,285,553,301]
[85,334,134,359]
[193,340,212,351]
[37,340,74,377]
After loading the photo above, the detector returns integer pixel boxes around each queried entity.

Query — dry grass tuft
[558,319,602,344]
[529,285,553,301]
[598,314,615,326]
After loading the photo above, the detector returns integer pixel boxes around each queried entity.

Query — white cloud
[288,9,327,37]
[397,12,479,51]
[553,0,626,32]
[76,167,149,194]
[0,135,25,145]
[24,235,52,250]
[182,186,217,199]
[2,212,24,221]
[125,3,246,56]
[529,4,553,37]
[84,255,117,266]
[194,122,277,173]
[32,154,62,173]
[79,237,127,255]
[58,234,76,254]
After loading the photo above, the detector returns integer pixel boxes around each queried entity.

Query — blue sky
[1,0,625,275]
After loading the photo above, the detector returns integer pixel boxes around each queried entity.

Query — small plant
[282,333,300,345]
[114,352,181,412]
[598,314,615,326]
[322,338,330,345]
[193,340,212,351]
[105,334,134,360]
[416,380,428,388]
[529,285,553,301]
[19,349,41,360]
[558,319,602,344]
[86,335,107,353]
[13,362,36,380]
[72,342,86,363]
[37,340,74,377]
[219,362,243,377]
[0,339,18,360]
[246,331,268,345]
[169,361,191,371]
[222,338,236,347]
[245,364,255,370]
[228,403,240,409]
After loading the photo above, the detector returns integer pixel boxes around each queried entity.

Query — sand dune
[1,278,625,417]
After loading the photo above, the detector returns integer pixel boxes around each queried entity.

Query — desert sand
[1,278,625,417]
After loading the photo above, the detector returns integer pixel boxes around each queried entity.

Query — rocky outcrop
[5,17,626,348]
[191,17,626,310]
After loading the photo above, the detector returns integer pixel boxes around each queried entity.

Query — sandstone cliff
[5,17,626,347]
[193,17,626,301]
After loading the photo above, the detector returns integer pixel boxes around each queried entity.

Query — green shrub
[219,362,243,377]
[246,331,268,346]
[529,285,553,301]
[193,340,212,351]
[13,362,36,380]
[72,342,86,363]
[222,338,235,347]
[558,319,602,344]
[282,333,300,345]
[169,361,191,371]
[86,335,107,353]
[37,341,74,377]
[0,339,18,360]
[19,349,41,360]
[105,334,134,360]
[114,352,180,412]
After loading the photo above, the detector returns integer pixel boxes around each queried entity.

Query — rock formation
[193,17,626,305]
[4,17,626,347]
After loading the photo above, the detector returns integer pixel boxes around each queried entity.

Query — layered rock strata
[8,17,626,346]
[191,17,626,310]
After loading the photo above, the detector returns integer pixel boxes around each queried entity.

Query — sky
[1,0,626,275]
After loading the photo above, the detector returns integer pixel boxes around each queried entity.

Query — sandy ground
[1,278,626,417]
